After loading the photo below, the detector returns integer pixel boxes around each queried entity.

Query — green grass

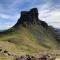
[0,24,59,60]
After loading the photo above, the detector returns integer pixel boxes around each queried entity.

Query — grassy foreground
[0,24,60,60]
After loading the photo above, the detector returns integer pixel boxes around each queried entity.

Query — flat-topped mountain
[0,8,60,60]
[13,8,48,29]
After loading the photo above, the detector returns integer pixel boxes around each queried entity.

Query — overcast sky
[0,0,60,30]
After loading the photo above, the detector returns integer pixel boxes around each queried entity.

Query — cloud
[0,14,20,20]
[0,25,11,30]
[39,9,60,22]
[38,3,60,28]
[0,0,60,30]
[0,13,20,30]
[0,14,10,19]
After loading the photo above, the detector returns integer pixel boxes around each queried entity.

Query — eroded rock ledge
[14,8,48,28]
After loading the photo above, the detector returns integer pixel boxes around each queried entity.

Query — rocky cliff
[0,8,60,60]
[13,8,48,29]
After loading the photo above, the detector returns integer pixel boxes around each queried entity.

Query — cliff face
[14,8,48,28]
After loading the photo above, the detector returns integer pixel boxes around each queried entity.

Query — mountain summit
[14,8,48,28]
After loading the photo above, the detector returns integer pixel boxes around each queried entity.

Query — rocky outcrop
[15,54,56,60]
[0,8,48,33]
[14,8,48,28]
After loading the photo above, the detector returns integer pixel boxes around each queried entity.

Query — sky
[0,0,60,30]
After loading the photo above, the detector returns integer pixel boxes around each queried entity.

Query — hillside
[0,8,60,60]
[54,29,60,42]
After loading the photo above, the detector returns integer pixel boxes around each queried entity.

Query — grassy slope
[0,24,59,60]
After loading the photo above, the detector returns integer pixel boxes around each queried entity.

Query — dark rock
[15,56,26,60]
[38,55,47,60]
[15,55,33,60]
[26,55,31,60]
[14,8,48,28]
[40,21,48,28]
[4,50,8,53]
[30,8,38,19]
[15,54,56,60]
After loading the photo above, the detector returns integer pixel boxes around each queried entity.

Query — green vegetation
[0,24,60,60]
[0,25,59,52]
